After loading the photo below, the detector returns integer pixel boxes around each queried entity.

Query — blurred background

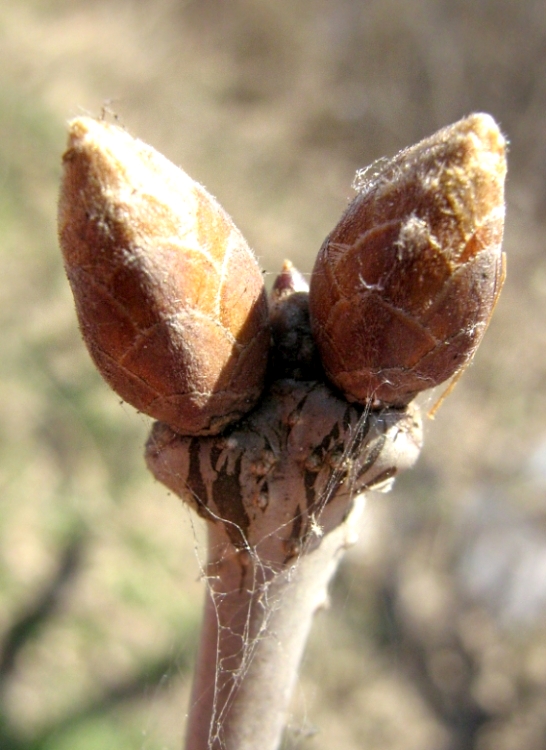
[1,1,545,748]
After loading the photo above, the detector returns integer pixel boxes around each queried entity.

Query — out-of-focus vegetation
[0,1,545,748]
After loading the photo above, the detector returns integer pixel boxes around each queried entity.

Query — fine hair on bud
[309,113,507,408]
[58,118,270,436]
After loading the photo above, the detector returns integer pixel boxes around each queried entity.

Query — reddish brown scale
[58,118,270,435]
[309,113,506,408]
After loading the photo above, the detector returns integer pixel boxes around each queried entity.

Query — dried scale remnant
[309,113,507,408]
[58,118,270,436]
[146,379,422,562]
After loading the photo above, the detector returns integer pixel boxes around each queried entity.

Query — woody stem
[184,503,364,750]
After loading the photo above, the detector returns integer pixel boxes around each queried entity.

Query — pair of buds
[58,114,506,437]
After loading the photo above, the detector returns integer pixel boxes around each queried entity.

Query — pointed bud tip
[463,112,506,151]
[270,260,309,304]
[456,112,507,183]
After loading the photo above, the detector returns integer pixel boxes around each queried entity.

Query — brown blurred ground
[0,1,545,749]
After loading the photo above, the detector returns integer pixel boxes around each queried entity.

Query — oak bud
[58,118,270,435]
[309,113,506,408]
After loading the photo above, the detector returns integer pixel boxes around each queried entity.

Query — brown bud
[309,113,507,408]
[58,118,270,435]
[268,260,322,381]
